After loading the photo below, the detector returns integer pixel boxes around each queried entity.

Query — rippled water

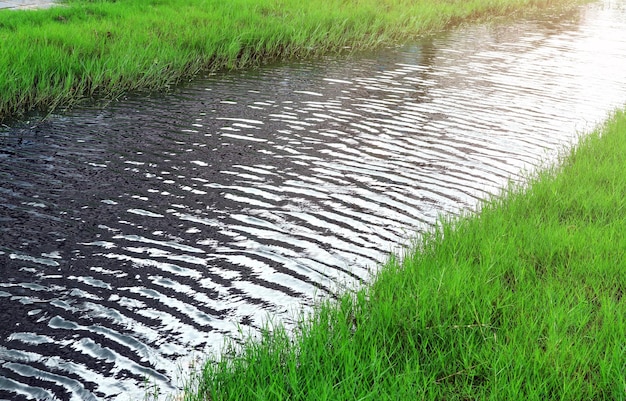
[2,1,626,399]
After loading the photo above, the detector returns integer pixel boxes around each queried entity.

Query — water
[2,1,626,399]
[0,0,57,10]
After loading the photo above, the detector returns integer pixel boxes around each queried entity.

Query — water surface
[1,1,626,399]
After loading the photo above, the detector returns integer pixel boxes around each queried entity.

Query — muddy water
[2,1,626,399]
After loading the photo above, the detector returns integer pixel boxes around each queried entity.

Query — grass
[0,0,586,122]
[185,109,626,400]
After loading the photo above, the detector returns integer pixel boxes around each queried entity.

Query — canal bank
[2,0,626,400]
[191,108,626,400]
[0,0,587,123]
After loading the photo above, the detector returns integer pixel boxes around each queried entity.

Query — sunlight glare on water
[1,1,626,399]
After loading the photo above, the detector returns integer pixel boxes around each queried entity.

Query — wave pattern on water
[1,2,626,399]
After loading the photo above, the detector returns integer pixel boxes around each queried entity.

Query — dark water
[2,1,626,399]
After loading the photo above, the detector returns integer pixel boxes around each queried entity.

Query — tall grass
[1,0,585,122]
[188,110,626,400]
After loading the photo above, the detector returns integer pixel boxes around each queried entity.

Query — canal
[1,1,626,399]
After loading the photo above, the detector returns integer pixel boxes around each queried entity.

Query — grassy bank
[187,109,626,401]
[1,0,584,122]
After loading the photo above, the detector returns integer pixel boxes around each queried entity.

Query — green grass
[0,0,584,122]
[186,110,626,400]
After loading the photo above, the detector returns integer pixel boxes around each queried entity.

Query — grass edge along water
[0,0,588,123]
[183,109,626,400]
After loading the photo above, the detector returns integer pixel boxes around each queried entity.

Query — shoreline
[188,108,626,399]
[0,0,588,123]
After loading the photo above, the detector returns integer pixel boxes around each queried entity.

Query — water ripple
[1,1,626,399]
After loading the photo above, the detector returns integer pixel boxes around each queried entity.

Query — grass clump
[0,0,585,122]
[187,110,626,400]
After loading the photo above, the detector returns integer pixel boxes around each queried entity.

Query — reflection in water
[1,1,626,399]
